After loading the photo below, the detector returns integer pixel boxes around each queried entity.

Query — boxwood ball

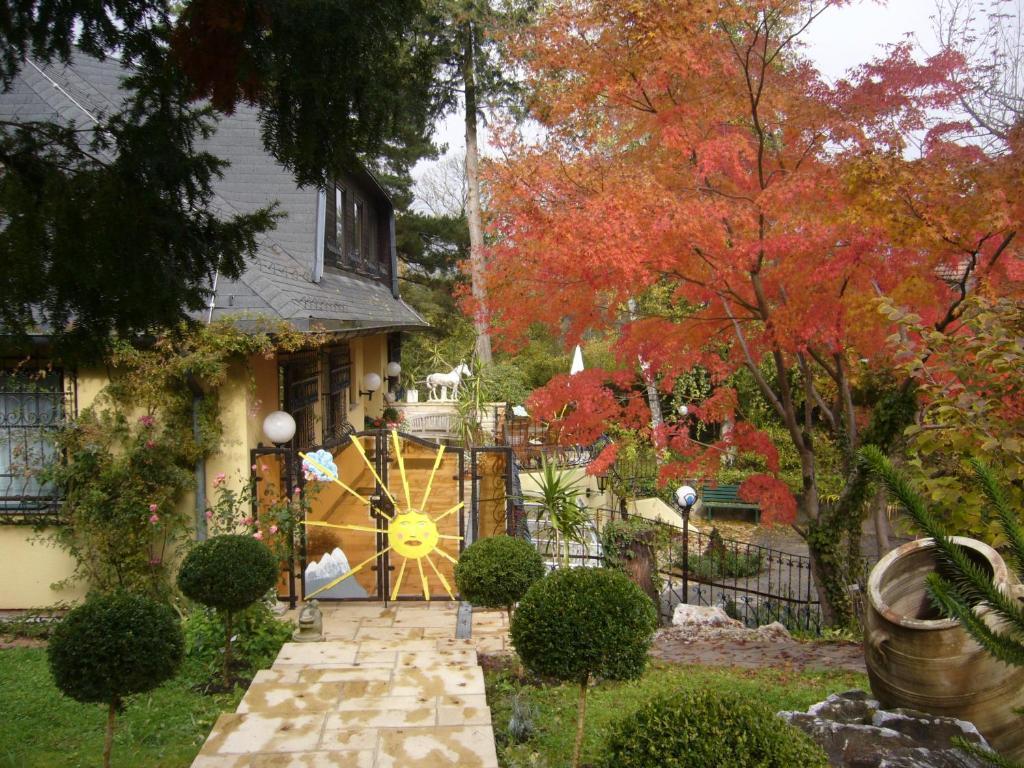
[454,535,545,610]
[510,567,657,683]
[48,592,184,705]
[178,534,278,611]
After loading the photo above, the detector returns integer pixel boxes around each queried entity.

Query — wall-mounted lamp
[262,410,297,447]
[596,473,609,493]
[385,361,402,378]
[359,372,382,400]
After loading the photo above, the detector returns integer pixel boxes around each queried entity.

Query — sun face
[299,429,462,601]
[390,511,440,559]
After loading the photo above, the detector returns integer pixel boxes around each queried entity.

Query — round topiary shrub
[454,535,545,617]
[48,592,183,768]
[178,534,278,686]
[598,688,829,768]
[511,567,658,768]
[178,534,278,611]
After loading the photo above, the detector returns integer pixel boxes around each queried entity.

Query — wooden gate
[300,431,467,601]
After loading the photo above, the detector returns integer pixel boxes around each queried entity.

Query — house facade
[0,52,427,608]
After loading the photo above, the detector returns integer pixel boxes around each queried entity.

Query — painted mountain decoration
[304,547,368,599]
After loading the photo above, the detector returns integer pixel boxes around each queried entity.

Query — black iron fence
[523,506,826,634]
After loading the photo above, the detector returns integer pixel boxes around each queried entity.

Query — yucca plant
[524,458,590,568]
[861,445,1024,767]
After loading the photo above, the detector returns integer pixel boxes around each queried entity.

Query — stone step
[253,663,486,696]
[237,680,490,717]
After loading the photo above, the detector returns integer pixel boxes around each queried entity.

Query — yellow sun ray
[416,556,430,600]
[437,534,463,541]
[431,501,464,524]
[348,434,399,512]
[433,546,458,565]
[306,546,392,600]
[424,552,455,600]
[390,429,412,512]
[302,520,385,535]
[390,556,409,601]
[298,451,371,506]
[419,444,446,511]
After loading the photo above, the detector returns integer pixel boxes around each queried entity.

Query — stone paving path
[191,602,500,767]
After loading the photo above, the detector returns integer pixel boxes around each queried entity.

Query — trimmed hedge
[178,534,278,612]
[48,592,183,705]
[510,567,657,683]
[599,688,829,768]
[454,536,545,612]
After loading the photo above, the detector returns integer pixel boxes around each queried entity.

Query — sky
[411,0,943,199]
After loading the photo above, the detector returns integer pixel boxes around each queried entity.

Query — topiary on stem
[454,535,545,620]
[510,567,657,768]
[177,534,278,687]
[599,688,828,767]
[47,592,183,768]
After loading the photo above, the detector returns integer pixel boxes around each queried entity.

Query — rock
[671,603,741,628]
[754,621,791,640]
[779,691,995,767]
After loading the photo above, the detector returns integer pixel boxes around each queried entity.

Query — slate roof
[0,51,427,336]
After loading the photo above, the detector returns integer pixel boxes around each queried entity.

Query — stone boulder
[779,690,995,767]
[671,603,741,628]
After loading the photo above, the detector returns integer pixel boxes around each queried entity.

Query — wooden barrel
[864,537,1024,759]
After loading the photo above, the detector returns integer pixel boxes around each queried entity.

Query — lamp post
[675,485,697,609]
[262,411,298,608]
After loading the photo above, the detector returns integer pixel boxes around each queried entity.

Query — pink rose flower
[293,486,301,495]
[145,440,155,449]
[269,524,279,534]
[149,503,159,513]
[213,472,226,486]
[261,464,270,472]
[205,510,213,520]
[138,415,155,428]
[243,517,254,526]
[253,531,264,540]
[251,463,258,472]
[149,513,160,524]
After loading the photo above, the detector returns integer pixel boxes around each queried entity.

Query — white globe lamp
[675,485,697,510]
[263,410,297,446]
[360,372,382,400]
[386,361,402,378]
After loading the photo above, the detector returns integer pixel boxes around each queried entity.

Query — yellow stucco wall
[0,332,396,609]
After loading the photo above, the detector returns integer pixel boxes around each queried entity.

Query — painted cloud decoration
[302,449,338,482]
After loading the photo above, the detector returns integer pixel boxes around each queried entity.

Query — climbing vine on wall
[43,318,325,601]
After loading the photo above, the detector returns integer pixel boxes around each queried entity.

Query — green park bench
[700,484,761,524]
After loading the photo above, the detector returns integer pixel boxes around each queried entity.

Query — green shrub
[682,550,764,580]
[177,535,278,687]
[511,568,657,768]
[181,602,292,690]
[455,536,545,616]
[47,592,183,768]
[599,688,829,768]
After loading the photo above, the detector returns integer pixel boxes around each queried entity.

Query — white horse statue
[425,363,472,401]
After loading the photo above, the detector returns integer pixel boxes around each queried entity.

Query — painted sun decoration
[299,430,463,601]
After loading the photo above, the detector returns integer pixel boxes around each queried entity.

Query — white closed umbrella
[570,344,584,375]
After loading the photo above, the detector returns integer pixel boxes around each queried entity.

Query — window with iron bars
[323,345,353,446]
[280,352,320,451]
[1,362,75,520]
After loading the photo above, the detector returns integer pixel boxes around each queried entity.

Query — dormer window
[325,176,390,282]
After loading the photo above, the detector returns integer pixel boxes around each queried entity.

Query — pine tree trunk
[103,699,117,768]
[462,23,493,365]
[572,676,589,768]
[873,486,892,555]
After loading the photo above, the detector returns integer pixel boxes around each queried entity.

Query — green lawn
[486,660,868,768]
[0,648,242,768]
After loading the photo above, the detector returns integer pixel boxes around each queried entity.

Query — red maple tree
[479,0,1023,623]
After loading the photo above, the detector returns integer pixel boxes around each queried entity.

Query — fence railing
[519,506,827,634]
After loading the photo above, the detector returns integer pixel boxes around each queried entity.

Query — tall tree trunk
[462,23,493,365]
[627,299,663,453]
[873,486,892,555]
[223,610,234,688]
